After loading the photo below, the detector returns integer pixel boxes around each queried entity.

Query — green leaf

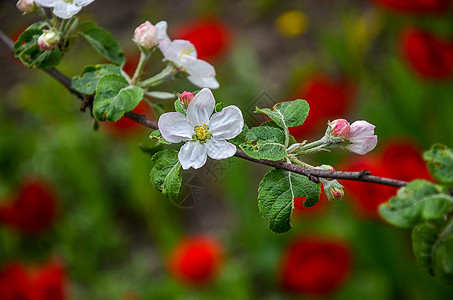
[174,99,186,115]
[150,129,171,145]
[240,126,287,161]
[379,180,453,228]
[255,99,309,129]
[215,102,227,113]
[71,64,121,95]
[13,21,62,69]
[93,74,144,122]
[150,150,182,201]
[412,219,453,285]
[258,169,321,233]
[424,144,453,185]
[77,21,125,65]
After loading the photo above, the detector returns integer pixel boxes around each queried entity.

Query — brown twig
[0,29,446,192]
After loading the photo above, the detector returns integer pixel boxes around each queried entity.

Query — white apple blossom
[328,119,377,155]
[158,88,243,170]
[34,0,94,19]
[154,21,219,89]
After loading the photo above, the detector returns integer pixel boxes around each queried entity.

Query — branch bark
[0,29,436,191]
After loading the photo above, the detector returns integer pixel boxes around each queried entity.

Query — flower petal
[34,0,56,7]
[158,112,194,143]
[205,139,236,160]
[178,141,208,170]
[172,39,198,58]
[182,56,219,89]
[74,0,95,6]
[209,106,244,140]
[346,136,378,155]
[53,2,81,19]
[156,21,170,42]
[349,121,375,139]
[186,88,215,126]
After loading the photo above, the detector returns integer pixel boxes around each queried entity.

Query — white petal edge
[182,56,219,89]
[34,0,56,7]
[53,2,81,19]
[187,75,220,89]
[178,141,208,170]
[209,106,244,140]
[346,136,378,155]
[156,21,169,42]
[186,88,215,126]
[158,112,194,143]
[205,139,236,160]
[172,39,198,58]
[74,0,95,6]
[349,120,375,139]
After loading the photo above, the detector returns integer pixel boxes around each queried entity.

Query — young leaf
[215,102,227,113]
[72,64,121,94]
[93,74,144,122]
[77,21,125,65]
[174,99,186,115]
[255,99,309,129]
[13,21,62,69]
[240,126,287,161]
[424,144,453,185]
[150,150,182,201]
[412,219,453,285]
[379,180,453,228]
[258,169,321,233]
[150,129,171,145]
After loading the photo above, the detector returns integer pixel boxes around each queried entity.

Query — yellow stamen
[179,46,194,58]
[194,124,214,142]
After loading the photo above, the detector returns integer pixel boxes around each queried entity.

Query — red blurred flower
[103,101,152,137]
[121,53,141,78]
[279,236,352,297]
[341,139,431,218]
[0,260,67,300]
[168,235,223,286]
[0,177,58,235]
[174,17,233,61]
[400,28,453,79]
[289,75,355,139]
[370,0,452,13]
[293,193,327,217]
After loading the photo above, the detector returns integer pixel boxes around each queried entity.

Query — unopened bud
[38,30,58,50]
[16,0,36,13]
[133,21,158,51]
[180,91,195,106]
[320,179,344,201]
[329,119,351,138]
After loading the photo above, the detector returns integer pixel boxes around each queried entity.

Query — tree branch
[0,29,441,192]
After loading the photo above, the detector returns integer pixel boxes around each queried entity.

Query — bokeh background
[1,0,453,299]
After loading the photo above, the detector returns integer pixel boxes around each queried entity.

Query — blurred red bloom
[293,193,327,217]
[289,75,355,139]
[0,177,58,235]
[370,0,452,13]
[174,17,233,61]
[341,139,431,218]
[103,101,152,137]
[400,28,453,79]
[0,260,67,300]
[121,53,141,78]
[168,235,223,286]
[279,236,352,297]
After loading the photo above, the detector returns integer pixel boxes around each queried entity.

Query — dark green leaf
[71,64,121,95]
[215,102,227,113]
[424,144,453,185]
[13,21,47,56]
[379,180,453,228]
[412,219,453,284]
[258,169,321,233]
[255,99,309,129]
[150,129,171,145]
[93,74,144,122]
[150,150,182,201]
[240,126,287,161]
[77,21,125,65]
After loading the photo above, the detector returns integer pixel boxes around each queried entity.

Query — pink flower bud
[133,21,158,51]
[322,179,344,201]
[329,119,351,138]
[16,0,36,13]
[180,91,195,106]
[38,31,58,50]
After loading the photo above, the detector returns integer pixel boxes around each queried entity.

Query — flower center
[193,124,214,143]
[179,46,195,58]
